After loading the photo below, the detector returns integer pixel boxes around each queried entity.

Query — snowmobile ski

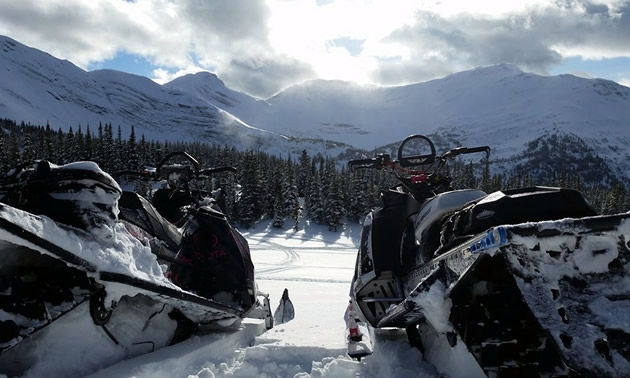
[345,301,374,360]
[273,288,295,325]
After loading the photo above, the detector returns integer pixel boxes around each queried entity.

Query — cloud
[219,55,316,98]
[369,1,630,85]
[0,0,628,96]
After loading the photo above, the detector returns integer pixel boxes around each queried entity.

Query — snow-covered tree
[237,151,263,228]
[305,172,325,224]
[282,167,300,230]
[325,171,345,232]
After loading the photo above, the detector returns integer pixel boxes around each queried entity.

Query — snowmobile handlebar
[348,135,490,201]
[348,154,392,170]
[439,146,490,160]
[115,151,237,184]
[156,152,200,179]
[199,166,238,177]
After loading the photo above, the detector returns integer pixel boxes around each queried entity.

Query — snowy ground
[83,220,439,378]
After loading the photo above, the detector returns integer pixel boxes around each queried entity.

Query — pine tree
[272,179,284,228]
[8,129,20,166]
[325,172,345,232]
[282,167,300,230]
[43,123,55,161]
[347,170,369,223]
[237,151,263,228]
[64,127,75,163]
[75,125,85,160]
[296,150,312,197]
[306,172,325,224]
[21,132,35,164]
[127,125,139,170]
[84,125,93,160]
[0,132,7,173]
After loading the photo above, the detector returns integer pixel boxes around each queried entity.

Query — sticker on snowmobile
[468,227,508,254]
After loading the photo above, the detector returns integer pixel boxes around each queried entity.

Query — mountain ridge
[2,34,630,184]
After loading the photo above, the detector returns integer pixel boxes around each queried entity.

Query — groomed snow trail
[87,221,439,378]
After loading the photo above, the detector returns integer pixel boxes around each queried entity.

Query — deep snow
[3,204,630,377]
[84,221,440,378]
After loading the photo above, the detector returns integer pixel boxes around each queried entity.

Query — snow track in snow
[24,220,439,378]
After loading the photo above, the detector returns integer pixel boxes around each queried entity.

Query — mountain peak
[167,71,226,88]
[443,63,524,81]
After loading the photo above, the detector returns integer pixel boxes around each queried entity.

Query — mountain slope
[0,36,358,158]
[175,63,630,182]
[232,64,630,153]
[2,34,630,181]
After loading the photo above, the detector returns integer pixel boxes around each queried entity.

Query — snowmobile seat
[412,189,487,265]
[118,191,182,252]
[437,186,597,256]
[457,186,595,235]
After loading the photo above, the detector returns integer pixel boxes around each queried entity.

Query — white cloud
[0,0,628,96]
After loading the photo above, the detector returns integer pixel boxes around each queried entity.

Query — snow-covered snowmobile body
[0,155,266,376]
[349,135,630,377]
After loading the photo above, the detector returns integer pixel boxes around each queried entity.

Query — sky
[0,0,629,98]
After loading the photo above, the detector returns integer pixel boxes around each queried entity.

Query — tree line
[0,118,627,232]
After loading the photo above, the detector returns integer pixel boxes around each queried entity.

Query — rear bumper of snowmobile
[355,212,630,376]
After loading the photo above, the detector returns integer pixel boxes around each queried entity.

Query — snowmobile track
[251,239,300,275]
[449,253,567,377]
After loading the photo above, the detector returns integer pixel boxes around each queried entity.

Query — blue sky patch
[88,51,158,77]
[331,37,365,56]
[551,57,630,84]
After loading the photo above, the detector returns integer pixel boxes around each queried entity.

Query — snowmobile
[115,151,272,325]
[0,153,271,377]
[348,134,630,377]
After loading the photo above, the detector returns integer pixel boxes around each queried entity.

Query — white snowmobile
[348,135,630,377]
[0,154,271,376]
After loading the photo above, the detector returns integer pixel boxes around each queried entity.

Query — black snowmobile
[0,154,270,376]
[348,135,630,377]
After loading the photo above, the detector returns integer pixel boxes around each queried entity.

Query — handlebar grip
[199,166,238,176]
[348,158,377,167]
[466,146,491,157]
[442,146,490,159]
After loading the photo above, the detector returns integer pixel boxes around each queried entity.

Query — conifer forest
[1,118,628,231]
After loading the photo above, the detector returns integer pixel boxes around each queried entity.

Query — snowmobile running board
[372,212,630,377]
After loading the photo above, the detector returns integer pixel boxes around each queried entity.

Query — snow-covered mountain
[178,63,630,181]
[0,36,355,158]
[160,58,630,184]
[2,34,630,182]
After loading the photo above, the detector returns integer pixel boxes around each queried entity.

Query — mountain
[172,64,630,185]
[2,35,630,184]
[0,36,356,158]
